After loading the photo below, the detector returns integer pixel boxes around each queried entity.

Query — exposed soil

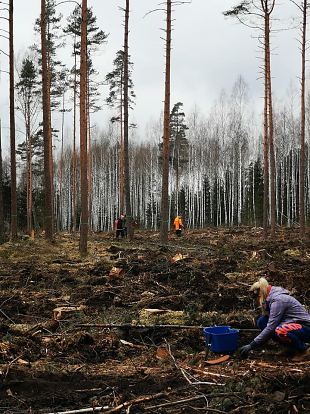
[0,228,309,413]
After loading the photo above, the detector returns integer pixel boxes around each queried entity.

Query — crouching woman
[240,277,310,361]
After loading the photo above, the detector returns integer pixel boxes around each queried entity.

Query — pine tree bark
[0,120,4,244]
[120,71,124,214]
[41,0,53,241]
[59,92,65,232]
[266,8,276,237]
[9,0,17,240]
[87,76,92,229]
[27,104,33,236]
[299,0,307,238]
[79,0,88,255]
[46,17,54,234]
[160,0,171,243]
[72,38,77,232]
[262,1,272,238]
[123,0,133,239]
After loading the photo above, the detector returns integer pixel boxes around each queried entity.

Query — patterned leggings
[257,316,310,351]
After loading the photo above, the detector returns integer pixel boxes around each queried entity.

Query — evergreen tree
[16,128,44,233]
[65,5,107,232]
[106,49,136,213]
[243,159,264,226]
[15,56,40,235]
[170,102,189,215]
[16,132,44,176]
[170,103,189,170]
[159,102,189,215]
[34,0,66,110]
[64,5,107,114]
[106,50,136,116]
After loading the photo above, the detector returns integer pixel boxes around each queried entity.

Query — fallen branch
[47,407,109,414]
[0,308,15,324]
[76,323,259,332]
[165,341,225,386]
[4,355,23,380]
[145,393,241,411]
[187,366,232,378]
[229,402,260,413]
[77,323,201,330]
[103,391,167,413]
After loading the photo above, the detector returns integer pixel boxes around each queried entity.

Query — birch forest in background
[2,75,309,231]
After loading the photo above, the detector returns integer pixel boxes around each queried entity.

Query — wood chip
[119,339,143,349]
[17,358,31,366]
[144,308,169,314]
[156,347,170,360]
[53,305,87,321]
[171,253,188,263]
[109,267,125,278]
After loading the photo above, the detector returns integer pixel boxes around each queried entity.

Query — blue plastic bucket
[203,326,239,353]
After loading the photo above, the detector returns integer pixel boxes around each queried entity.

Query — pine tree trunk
[123,0,133,239]
[252,162,256,226]
[120,72,124,214]
[72,37,77,232]
[299,0,307,238]
[41,0,53,241]
[160,0,171,243]
[26,133,29,234]
[59,92,65,232]
[9,0,17,240]
[266,11,276,237]
[87,82,92,230]
[25,98,32,236]
[27,103,33,236]
[263,7,269,239]
[0,121,4,244]
[79,0,88,255]
[46,17,54,235]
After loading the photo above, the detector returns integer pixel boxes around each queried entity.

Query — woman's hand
[239,344,252,357]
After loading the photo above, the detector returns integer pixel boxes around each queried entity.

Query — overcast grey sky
[0,0,303,150]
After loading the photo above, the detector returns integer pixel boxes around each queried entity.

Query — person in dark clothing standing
[123,215,127,238]
[115,214,125,239]
[240,277,310,361]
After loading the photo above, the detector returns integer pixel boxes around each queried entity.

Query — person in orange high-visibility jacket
[173,215,183,237]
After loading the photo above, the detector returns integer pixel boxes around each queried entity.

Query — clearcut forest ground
[0,227,309,414]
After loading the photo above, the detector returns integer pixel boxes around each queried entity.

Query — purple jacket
[251,286,310,347]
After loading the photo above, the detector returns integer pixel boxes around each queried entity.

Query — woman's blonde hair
[250,277,269,306]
